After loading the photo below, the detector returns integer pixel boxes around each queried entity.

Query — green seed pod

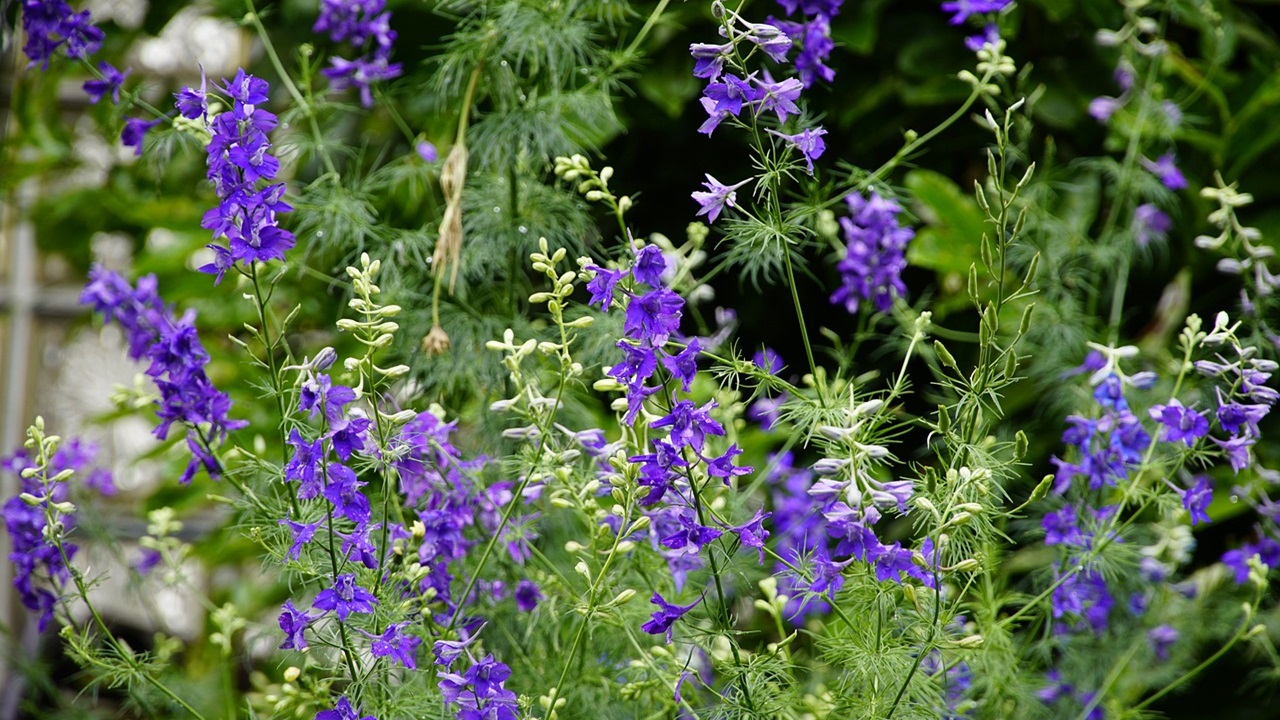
[1014,430,1028,460]
[935,340,959,370]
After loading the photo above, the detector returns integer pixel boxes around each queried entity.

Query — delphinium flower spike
[174,69,294,284]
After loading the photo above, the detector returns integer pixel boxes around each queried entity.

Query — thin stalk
[249,264,301,519]
[686,470,756,714]
[549,501,631,706]
[318,428,364,697]
[1132,590,1261,712]
[45,507,207,720]
[244,0,339,180]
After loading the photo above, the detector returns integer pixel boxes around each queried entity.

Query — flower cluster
[768,0,842,88]
[829,191,914,314]
[314,0,403,107]
[1192,326,1279,582]
[587,243,754,638]
[688,0,828,218]
[84,62,130,105]
[435,644,519,720]
[19,0,104,69]
[174,69,294,284]
[394,410,491,615]
[1033,331,1273,702]
[2,435,112,632]
[80,266,246,482]
[810,402,930,587]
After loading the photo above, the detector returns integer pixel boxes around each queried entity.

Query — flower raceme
[80,267,245,483]
[173,69,295,284]
[830,191,915,314]
[315,0,403,107]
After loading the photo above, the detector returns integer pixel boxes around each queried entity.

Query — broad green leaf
[904,169,987,275]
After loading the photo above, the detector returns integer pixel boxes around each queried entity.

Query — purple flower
[300,374,357,424]
[1216,394,1270,438]
[1132,203,1172,247]
[323,55,403,108]
[776,0,844,17]
[661,512,724,553]
[323,462,371,525]
[1148,399,1209,446]
[748,394,786,430]
[278,600,316,650]
[767,126,827,174]
[313,573,379,621]
[20,0,105,69]
[80,267,244,481]
[631,440,689,506]
[285,430,324,499]
[642,591,702,641]
[1043,506,1085,546]
[330,416,371,460]
[1141,153,1188,191]
[1148,625,1179,661]
[1213,434,1255,473]
[825,501,884,561]
[691,42,733,81]
[754,348,784,374]
[416,141,438,162]
[706,444,752,482]
[121,117,163,156]
[744,22,793,63]
[336,521,381,568]
[362,621,421,669]
[698,74,762,135]
[754,72,804,122]
[873,542,916,583]
[652,400,725,454]
[279,517,319,560]
[633,245,668,287]
[1182,474,1215,523]
[83,61,129,105]
[771,15,836,87]
[192,70,294,283]
[1037,670,1072,703]
[585,264,627,312]
[437,655,519,720]
[940,0,1011,25]
[433,634,479,667]
[624,288,684,344]
[692,174,751,223]
[727,509,772,563]
[830,191,914,314]
[515,579,542,612]
[315,0,391,46]
[174,66,208,121]
[315,696,375,720]
[662,339,702,392]
[965,23,1000,52]
[315,0,400,107]
[2,439,111,631]
[1089,96,1123,122]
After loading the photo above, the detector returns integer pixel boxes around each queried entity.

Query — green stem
[46,513,208,719]
[686,470,756,713]
[548,501,632,709]
[244,0,339,181]
[1132,592,1260,712]
[249,264,301,520]
[782,244,828,407]
[318,430,364,697]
